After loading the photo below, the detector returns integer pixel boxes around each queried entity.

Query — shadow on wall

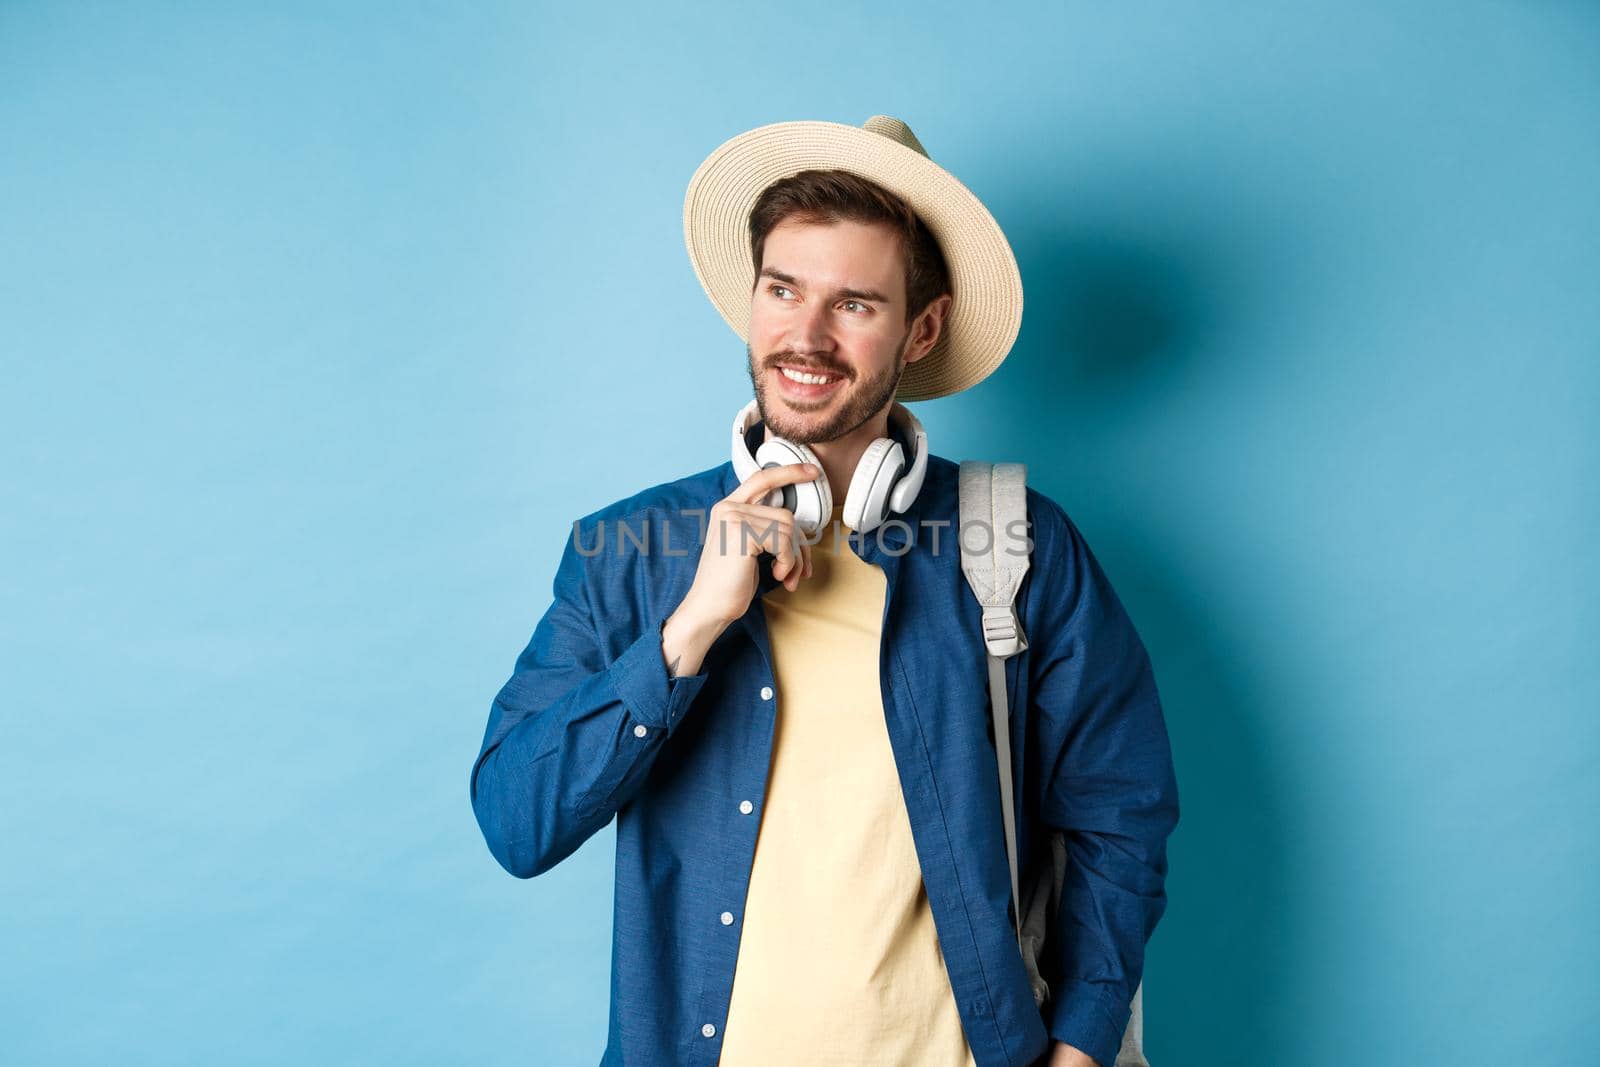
[964,191,1299,1065]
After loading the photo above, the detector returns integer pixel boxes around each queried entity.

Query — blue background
[3,3,1595,1064]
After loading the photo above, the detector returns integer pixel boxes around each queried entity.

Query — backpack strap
[957,460,1030,943]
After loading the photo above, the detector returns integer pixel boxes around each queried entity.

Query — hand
[1047,1042,1098,1067]
[660,462,819,676]
[688,461,819,616]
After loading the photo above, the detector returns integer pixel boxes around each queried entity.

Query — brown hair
[748,169,952,325]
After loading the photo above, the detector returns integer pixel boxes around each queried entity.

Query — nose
[788,297,836,357]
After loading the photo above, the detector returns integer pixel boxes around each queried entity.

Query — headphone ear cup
[754,439,829,534]
[842,438,906,534]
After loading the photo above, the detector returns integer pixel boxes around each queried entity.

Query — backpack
[957,461,1149,1067]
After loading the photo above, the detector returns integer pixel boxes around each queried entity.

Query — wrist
[1048,1043,1098,1067]
[661,594,728,677]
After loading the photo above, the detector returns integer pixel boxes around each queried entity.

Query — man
[470,115,1180,1067]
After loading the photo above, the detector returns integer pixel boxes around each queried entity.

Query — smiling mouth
[776,365,844,386]
[771,363,847,402]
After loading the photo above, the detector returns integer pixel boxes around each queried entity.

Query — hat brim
[683,120,1023,402]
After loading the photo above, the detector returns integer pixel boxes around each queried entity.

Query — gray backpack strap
[958,461,1150,1067]
[957,461,1031,945]
[1120,985,1149,1067]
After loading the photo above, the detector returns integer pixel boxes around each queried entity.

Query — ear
[904,293,953,364]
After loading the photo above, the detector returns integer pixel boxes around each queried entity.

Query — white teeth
[780,367,838,385]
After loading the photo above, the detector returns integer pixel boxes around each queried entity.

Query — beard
[745,329,911,446]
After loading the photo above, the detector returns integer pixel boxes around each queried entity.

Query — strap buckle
[980,604,1029,657]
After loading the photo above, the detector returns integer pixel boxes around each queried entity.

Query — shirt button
[739,800,754,815]
[720,911,734,925]
[759,686,773,700]
[633,724,648,738]
[701,1023,716,1038]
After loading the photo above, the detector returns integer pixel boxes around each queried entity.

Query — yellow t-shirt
[718,504,976,1067]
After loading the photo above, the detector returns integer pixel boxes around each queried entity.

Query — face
[745,217,947,445]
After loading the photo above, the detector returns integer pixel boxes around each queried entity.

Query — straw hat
[682,115,1023,402]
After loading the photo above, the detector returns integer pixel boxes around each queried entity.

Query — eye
[768,284,794,300]
[842,300,869,313]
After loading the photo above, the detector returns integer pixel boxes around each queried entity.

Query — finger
[772,529,794,579]
[732,462,822,505]
[773,531,797,584]
[716,504,793,557]
[786,529,812,589]
[731,506,796,558]
[784,540,804,591]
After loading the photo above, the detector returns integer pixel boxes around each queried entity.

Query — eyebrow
[759,267,893,305]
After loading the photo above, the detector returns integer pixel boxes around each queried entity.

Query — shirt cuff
[607,609,711,737]
[1046,980,1132,1067]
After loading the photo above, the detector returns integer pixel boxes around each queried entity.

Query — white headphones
[730,398,930,535]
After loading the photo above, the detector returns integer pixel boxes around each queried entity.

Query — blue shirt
[469,453,1180,1067]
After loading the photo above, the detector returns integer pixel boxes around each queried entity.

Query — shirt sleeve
[1025,492,1181,1067]
[469,521,711,878]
